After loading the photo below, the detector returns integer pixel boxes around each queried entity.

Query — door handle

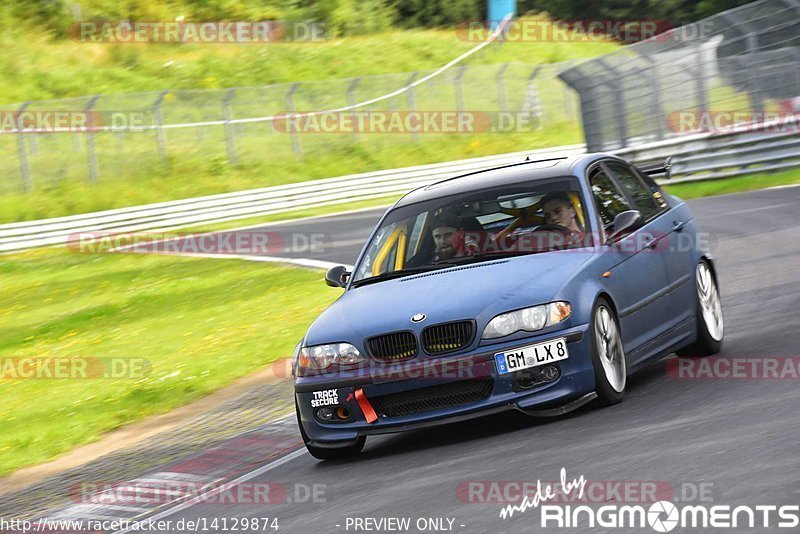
[673,220,686,232]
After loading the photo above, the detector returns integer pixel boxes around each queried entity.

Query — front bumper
[294,323,595,445]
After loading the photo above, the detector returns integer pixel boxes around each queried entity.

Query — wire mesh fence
[559,0,800,151]
[0,60,581,195]
[8,0,795,197]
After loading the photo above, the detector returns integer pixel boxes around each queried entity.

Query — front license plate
[495,338,569,375]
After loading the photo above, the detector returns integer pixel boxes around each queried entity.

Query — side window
[634,166,670,210]
[605,162,662,219]
[589,167,632,230]
[355,223,396,279]
[406,212,429,259]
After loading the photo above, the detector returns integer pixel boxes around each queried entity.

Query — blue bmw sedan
[293,153,724,459]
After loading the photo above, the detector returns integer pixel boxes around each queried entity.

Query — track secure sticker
[310,388,339,407]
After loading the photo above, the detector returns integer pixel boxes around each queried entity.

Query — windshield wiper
[433,251,530,266]
[351,266,444,287]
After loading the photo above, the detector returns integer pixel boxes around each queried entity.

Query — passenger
[541,192,584,235]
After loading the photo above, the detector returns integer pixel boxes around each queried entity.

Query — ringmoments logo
[539,502,800,531]
[648,501,679,532]
[495,468,799,531]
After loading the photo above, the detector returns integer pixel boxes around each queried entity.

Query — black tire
[295,400,365,460]
[677,260,724,357]
[590,297,626,406]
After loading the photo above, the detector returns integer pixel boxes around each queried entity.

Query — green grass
[0,248,338,476]
[0,125,584,223]
[0,23,618,102]
[0,17,614,223]
[665,168,800,199]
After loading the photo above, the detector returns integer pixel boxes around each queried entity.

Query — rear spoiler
[637,156,672,180]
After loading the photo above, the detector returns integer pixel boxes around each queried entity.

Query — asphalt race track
[37,185,798,534]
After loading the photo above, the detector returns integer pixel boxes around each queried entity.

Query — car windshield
[352,177,593,285]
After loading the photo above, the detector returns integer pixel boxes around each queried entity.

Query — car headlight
[482,302,571,339]
[298,343,364,370]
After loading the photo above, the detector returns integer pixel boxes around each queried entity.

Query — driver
[405,210,466,268]
[541,192,584,234]
[430,211,465,261]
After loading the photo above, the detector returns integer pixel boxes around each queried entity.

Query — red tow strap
[354,387,378,423]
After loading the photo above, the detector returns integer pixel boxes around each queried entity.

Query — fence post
[347,78,361,141]
[692,42,710,115]
[73,128,82,153]
[406,71,419,142]
[560,61,575,119]
[564,84,575,120]
[285,83,302,156]
[27,130,39,157]
[114,129,123,164]
[454,66,467,112]
[720,12,764,115]
[634,53,667,141]
[223,88,238,164]
[15,101,32,192]
[521,65,543,129]
[595,59,629,148]
[496,63,510,113]
[85,95,101,183]
[153,91,169,166]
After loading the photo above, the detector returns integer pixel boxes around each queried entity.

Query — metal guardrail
[0,145,585,252]
[2,126,798,253]
[615,117,800,183]
[559,0,800,152]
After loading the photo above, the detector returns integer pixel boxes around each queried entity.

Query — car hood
[304,251,593,346]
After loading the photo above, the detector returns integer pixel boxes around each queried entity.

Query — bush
[394,0,483,28]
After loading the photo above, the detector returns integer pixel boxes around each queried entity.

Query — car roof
[395,152,619,207]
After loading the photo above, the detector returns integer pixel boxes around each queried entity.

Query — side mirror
[324,265,350,288]
[608,210,643,242]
